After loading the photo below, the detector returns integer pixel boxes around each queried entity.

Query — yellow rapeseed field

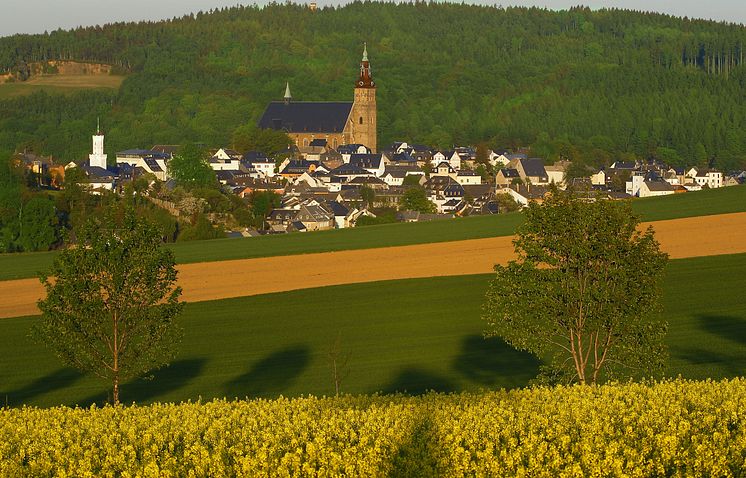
[1,379,744,477]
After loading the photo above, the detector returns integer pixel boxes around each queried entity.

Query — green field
[1,185,744,282]
[0,252,744,408]
[0,75,125,99]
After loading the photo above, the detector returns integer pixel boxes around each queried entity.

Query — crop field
[0,252,744,408]
[0,185,744,282]
[2,379,744,476]
[0,75,125,99]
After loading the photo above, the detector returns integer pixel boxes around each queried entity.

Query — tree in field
[35,207,184,404]
[167,144,216,189]
[400,187,436,213]
[482,189,668,384]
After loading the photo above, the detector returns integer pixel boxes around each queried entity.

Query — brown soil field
[1,212,745,320]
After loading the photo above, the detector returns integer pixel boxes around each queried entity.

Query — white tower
[88,118,108,169]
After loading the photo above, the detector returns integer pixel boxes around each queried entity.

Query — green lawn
[0,75,125,99]
[1,185,744,282]
[0,252,744,408]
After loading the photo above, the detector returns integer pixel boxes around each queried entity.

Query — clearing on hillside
[0,75,125,99]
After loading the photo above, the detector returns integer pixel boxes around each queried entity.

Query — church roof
[258,101,353,134]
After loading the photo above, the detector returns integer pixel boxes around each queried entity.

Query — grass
[0,252,744,408]
[1,184,745,282]
[0,75,125,99]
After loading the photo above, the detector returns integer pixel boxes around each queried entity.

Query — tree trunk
[113,373,119,405]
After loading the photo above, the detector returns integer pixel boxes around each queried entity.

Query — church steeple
[284,82,292,104]
[356,42,375,89]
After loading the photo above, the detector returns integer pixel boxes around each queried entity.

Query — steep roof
[259,102,353,133]
[520,158,548,178]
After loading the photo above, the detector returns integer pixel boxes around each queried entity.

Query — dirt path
[2,212,745,319]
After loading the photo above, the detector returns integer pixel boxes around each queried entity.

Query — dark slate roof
[117,149,170,159]
[391,152,416,163]
[350,154,383,169]
[331,163,371,176]
[258,102,353,133]
[242,151,272,163]
[327,200,350,217]
[500,168,520,178]
[82,165,114,180]
[144,158,163,172]
[644,180,674,192]
[521,158,548,178]
[337,144,367,154]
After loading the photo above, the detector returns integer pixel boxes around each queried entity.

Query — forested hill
[1,2,745,170]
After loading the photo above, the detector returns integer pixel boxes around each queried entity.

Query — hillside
[0,3,744,168]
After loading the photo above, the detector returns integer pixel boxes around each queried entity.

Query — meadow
[0,74,125,99]
[0,252,744,408]
[0,185,744,282]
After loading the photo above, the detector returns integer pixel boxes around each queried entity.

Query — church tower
[351,43,377,152]
[88,118,108,169]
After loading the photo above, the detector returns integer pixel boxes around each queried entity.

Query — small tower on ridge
[88,117,108,169]
[352,42,377,152]
[284,82,292,105]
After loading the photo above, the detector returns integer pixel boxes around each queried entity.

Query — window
[359,117,364,125]
[303,139,308,147]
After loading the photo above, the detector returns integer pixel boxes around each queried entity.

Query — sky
[0,0,744,37]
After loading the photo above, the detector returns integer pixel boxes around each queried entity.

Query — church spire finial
[96,116,100,135]
[284,82,292,104]
[362,42,368,62]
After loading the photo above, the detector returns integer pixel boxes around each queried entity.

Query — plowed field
[2,212,745,319]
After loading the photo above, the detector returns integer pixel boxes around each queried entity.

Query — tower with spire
[284,82,292,105]
[351,42,377,152]
[88,117,108,169]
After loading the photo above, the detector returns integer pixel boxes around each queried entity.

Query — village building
[259,44,377,152]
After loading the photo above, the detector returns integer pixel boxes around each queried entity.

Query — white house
[431,151,461,170]
[350,154,386,177]
[455,170,482,185]
[638,180,675,197]
[116,149,170,181]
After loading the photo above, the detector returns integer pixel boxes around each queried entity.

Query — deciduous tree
[482,189,668,384]
[35,207,184,404]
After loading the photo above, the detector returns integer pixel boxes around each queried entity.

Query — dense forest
[0,2,745,170]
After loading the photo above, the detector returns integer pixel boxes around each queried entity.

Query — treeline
[0,2,745,170]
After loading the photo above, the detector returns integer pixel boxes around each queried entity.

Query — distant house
[79,165,115,192]
[455,169,482,185]
[497,184,550,208]
[381,165,425,186]
[431,151,461,170]
[349,153,386,177]
[639,180,675,198]
[330,162,373,182]
[507,157,549,185]
[242,151,276,178]
[337,144,370,162]
[496,168,521,187]
[116,149,171,181]
[545,160,571,187]
[279,159,319,180]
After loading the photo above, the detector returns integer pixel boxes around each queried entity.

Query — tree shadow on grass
[452,335,540,389]
[223,345,311,399]
[388,416,441,478]
[672,315,746,378]
[77,358,208,407]
[1,367,84,407]
[695,315,746,346]
[380,368,456,396]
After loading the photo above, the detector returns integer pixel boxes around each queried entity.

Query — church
[258,44,378,152]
